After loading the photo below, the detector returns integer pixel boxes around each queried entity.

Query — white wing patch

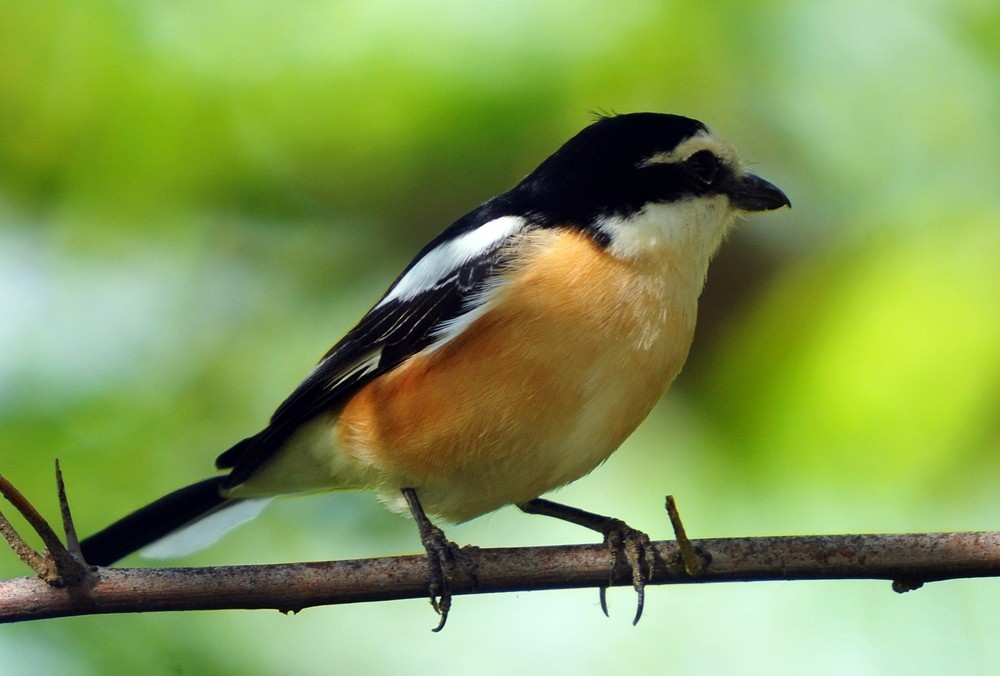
[376,215,525,308]
[426,281,505,352]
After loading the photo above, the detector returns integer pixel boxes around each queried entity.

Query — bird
[80,112,790,629]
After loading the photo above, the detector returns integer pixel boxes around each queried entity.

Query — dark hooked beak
[726,172,791,212]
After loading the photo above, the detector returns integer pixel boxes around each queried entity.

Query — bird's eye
[684,150,721,186]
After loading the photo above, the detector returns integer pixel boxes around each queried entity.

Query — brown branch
[2,531,999,624]
[2,472,998,626]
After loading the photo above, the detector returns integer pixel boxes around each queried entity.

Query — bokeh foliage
[1,1,998,674]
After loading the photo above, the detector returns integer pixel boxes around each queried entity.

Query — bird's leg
[518,498,656,625]
[401,487,473,632]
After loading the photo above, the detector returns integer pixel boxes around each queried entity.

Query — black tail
[80,477,233,566]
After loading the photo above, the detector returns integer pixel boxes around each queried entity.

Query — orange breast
[337,228,698,521]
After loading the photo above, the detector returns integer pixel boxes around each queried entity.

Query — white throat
[595,197,736,283]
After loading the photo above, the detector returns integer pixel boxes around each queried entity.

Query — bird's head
[517,112,790,266]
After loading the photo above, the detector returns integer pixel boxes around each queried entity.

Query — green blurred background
[1,1,998,674]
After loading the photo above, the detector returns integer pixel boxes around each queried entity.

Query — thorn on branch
[56,460,82,556]
[51,460,91,586]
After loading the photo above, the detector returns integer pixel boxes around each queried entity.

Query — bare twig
[0,470,91,586]
[0,473,60,581]
[2,531,999,624]
[665,494,705,575]
[0,507,48,575]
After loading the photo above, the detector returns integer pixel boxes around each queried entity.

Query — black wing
[217,214,530,487]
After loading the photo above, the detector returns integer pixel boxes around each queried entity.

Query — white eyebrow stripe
[639,129,739,168]
[376,215,525,308]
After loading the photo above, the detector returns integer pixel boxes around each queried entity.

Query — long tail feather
[80,477,232,566]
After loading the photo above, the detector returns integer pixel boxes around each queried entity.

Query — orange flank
[338,228,699,522]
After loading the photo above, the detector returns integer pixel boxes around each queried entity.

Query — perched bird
[81,112,789,629]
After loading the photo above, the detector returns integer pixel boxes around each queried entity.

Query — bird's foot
[517,498,657,624]
[402,488,477,631]
[598,518,657,625]
[416,519,461,630]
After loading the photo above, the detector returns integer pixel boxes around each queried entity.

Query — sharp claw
[632,586,645,626]
[428,572,444,616]
[431,594,449,633]
[599,586,610,617]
